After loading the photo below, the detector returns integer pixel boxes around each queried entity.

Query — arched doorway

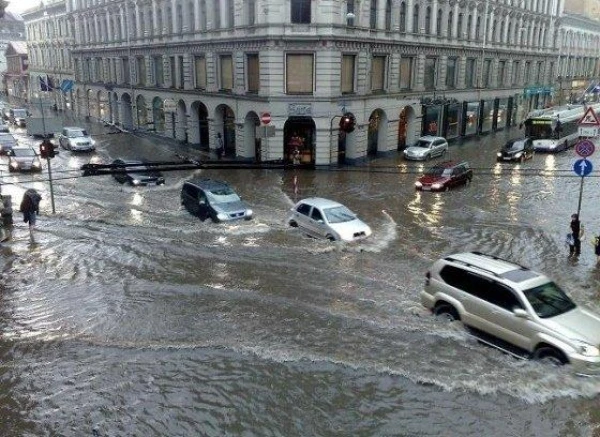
[190,101,209,148]
[152,97,165,132]
[215,104,236,157]
[398,106,416,150]
[367,109,387,156]
[121,93,133,130]
[111,91,120,125]
[283,117,316,165]
[136,95,147,129]
[244,112,260,161]
[176,99,187,142]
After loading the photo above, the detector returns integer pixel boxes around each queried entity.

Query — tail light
[425,271,431,286]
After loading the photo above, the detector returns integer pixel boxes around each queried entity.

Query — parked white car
[403,136,449,161]
[58,127,96,152]
[288,197,372,242]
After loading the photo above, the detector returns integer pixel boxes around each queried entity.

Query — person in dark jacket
[570,213,582,257]
[20,189,41,238]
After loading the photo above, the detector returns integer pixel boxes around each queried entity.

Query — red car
[415,161,473,192]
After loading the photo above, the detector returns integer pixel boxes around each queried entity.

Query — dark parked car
[415,161,473,192]
[8,147,42,173]
[111,159,165,186]
[181,178,253,223]
[497,138,535,162]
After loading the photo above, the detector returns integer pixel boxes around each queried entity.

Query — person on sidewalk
[570,213,583,257]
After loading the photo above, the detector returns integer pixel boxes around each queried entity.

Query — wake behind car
[497,138,534,162]
[415,161,472,192]
[288,197,371,242]
[421,251,600,375]
[111,159,165,186]
[403,136,448,161]
[181,178,253,223]
[8,147,42,173]
[58,127,96,152]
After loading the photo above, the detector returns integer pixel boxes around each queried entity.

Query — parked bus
[522,103,600,152]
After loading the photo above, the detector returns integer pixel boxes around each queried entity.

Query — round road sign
[575,139,595,158]
[573,158,593,177]
[261,112,271,125]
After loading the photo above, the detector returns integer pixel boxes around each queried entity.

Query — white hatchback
[288,197,372,242]
[58,127,96,152]
[403,136,449,161]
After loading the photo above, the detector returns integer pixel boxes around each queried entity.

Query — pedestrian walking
[570,213,583,257]
[20,189,41,239]
[566,231,575,257]
[216,133,224,160]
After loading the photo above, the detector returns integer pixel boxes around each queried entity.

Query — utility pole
[39,95,56,214]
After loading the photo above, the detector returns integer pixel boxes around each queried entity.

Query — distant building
[0,11,25,75]
[21,0,75,111]
[3,41,29,100]
[564,0,600,21]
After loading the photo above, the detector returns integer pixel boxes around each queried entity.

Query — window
[425,6,431,34]
[370,0,377,29]
[247,0,256,26]
[194,56,206,89]
[536,61,543,83]
[524,61,531,84]
[296,203,311,216]
[286,54,314,94]
[511,61,519,85]
[399,2,406,32]
[446,57,456,88]
[371,56,386,92]
[457,13,463,38]
[385,0,392,31]
[341,54,355,94]
[423,58,437,90]
[220,55,233,91]
[170,56,176,87]
[399,57,413,90]
[153,55,163,86]
[247,54,259,93]
[227,0,234,27]
[498,60,506,87]
[436,8,442,36]
[413,4,419,33]
[483,59,491,88]
[311,208,323,222]
[178,56,184,89]
[137,57,146,85]
[213,0,221,28]
[465,58,476,88]
[447,11,453,38]
[291,0,311,24]
[476,16,481,40]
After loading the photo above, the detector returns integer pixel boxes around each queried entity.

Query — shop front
[480,100,494,134]
[443,103,462,140]
[422,104,443,136]
[463,101,480,137]
[283,117,315,165]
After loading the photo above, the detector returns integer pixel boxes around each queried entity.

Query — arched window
[476,16,481,40]
[213,0,221,28]
[399,1,406,32]
[227,0,234,27]
[499,20,505,43]
[436,8,442,36]
[370,0,377,29]
[200,0,207,30]
[247,0,256,26]
[457,13,463,39]
[188,1,195,31]
[176,4,183,33]
[447,10,453,38]
[413,4,419,33]
[467,14,472,39]
[425,6,431,34]
[385,0,392,31]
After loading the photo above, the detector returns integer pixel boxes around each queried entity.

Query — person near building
[570,213,583,257]
[20,189,41,239]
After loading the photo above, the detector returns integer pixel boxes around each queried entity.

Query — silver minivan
[181,178,253,223]
[421,251,600,375]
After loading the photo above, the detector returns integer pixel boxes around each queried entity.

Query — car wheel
[289,220,298,228]
[326,234,336,242]
[533,346,567,366]
[433,303,460,322]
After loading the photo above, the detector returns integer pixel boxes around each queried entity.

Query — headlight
[515,152,523,158]
[496,152,502,157]
[131,179,141,186]
[245,209,253,217]
[216,212,228,221]
[32,159,41,168]
[90,139,96,146]
[9,160,18,168]
[575,341,600,357]
[432,183,443,190]
[415,181,422,188]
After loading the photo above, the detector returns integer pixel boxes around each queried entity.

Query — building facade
[563,0,600,21]
[43,0,567,164]
[0,11,25,76]
[22,0,76,111]
[555,13,600,105]
[3,41,28,100]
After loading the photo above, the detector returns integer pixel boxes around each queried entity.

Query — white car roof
[296,197,345,209]
[418,136,446,142]
[64,126,86,131]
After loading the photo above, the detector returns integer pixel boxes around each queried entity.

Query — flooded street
[2,119,600,436]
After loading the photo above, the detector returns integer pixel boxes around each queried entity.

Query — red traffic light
[339,113,356,133]
[39,139,55,159]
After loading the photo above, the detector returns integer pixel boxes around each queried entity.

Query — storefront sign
[523,86,554,97]
[288,104,312,117]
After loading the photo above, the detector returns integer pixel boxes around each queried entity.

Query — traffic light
[48,142,56,158]
[339,113,356,133]
[39,139,56,159]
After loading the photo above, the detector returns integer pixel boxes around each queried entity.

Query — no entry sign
[261,112,271,125]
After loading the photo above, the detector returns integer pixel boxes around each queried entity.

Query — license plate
[503,157,512,161]
[422,186,431,191]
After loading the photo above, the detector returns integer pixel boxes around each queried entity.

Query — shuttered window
[247,54,259,93]
[194,56,206,89]
[220,55,233,91]
[286,54,313,94]
[341,55,355,94]
[371,56,386,92]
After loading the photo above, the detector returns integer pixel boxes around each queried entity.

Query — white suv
[421,252,600,375]
[58,127,96,152]
[403,136,448,161]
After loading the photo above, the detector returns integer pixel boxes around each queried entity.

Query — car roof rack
[471,251,530,271]
[444,255,502,278]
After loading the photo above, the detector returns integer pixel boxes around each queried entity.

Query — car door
[434,140,445,157]
[308,206,329,239]
[197,189,211,220]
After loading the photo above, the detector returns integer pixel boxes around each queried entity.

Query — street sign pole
[47,157,56,214]
[573,158,593,219]
[577,176,584,218]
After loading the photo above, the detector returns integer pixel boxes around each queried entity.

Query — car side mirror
[513,308,529,319]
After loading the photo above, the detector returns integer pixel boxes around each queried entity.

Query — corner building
[66,0,564,165]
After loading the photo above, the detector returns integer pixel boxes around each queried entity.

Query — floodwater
[1,121,600,436]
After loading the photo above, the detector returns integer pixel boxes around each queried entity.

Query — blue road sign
[573,159,593,177]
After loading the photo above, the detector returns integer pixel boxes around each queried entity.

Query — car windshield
[323,205,356,223]
[522,281,577,318]
[415,140,433,149]
[12,148,35,157]
[67,129,87,138]
[207,187,240,203]
[503,141,523,151]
